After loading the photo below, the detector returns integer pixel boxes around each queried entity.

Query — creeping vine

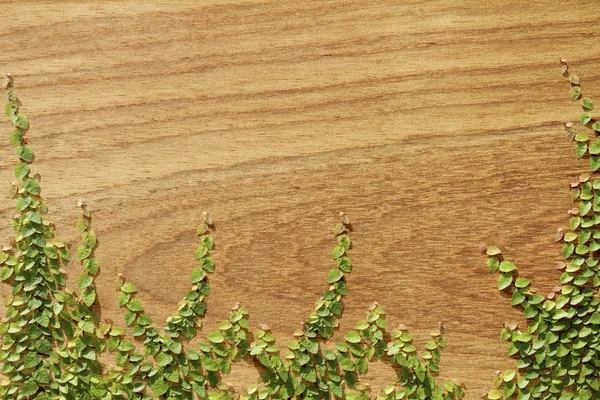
[0,74,463,399]
[483,60,600,400]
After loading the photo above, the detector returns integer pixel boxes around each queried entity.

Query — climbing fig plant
[0,74,463,399]
[483,60,600,400]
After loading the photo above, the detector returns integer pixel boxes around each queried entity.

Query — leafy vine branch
[482,60,600,400]
[0,74,463,399]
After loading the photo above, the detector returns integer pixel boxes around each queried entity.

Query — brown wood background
[0,1,599,397]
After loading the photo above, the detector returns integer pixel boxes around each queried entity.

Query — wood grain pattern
[0,0,599,397]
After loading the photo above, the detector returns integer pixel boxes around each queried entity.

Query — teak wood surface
[0,1,599,397]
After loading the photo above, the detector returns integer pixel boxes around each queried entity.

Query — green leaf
[21,380,39,397]
[337,256,352,272]
[82,231,97,247]
[581,97,594,110]
[488,257,499,273]
[12,114,29,129]
[23,178,39,195]
[498,273,513,290]
[208,331,224,343]
[81,287,96,307]
[337,235,351,250]
[571,86,581,100]
[190,268,206,283]
[127,299,144,312]
[78,273,93,289]
[593,121,600,132]
[83,258,99,275]
[9,130,22,146]
[515,277,530,288]
[575,132,590,142]
[157,352,173,367]
[0,266,13,281]
[576,143,587,158]
[591,156,600,172]
[486,246,501,256]
[499,261,516,273]
[487,389,502,400]
[581,112,593,126]
[354,320,369,330]
[570,74,580,84]
[151,380,169,396]
[332,245,345,259]
[78,320,95,334]
[5,101,17,116]
[14,163,29,179]
[327,268,344,283]
[344,331,361,343]
[117,292,130,307]
[121,282,137,293]
[16,196,32,212]
[43,246,58,260]
[563,243,575,258]
[77,245,92,260]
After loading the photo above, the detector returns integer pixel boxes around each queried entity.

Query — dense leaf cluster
[483,61,600,400]
[0,75,463,399]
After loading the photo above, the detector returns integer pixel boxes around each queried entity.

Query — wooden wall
[0,1,599,397]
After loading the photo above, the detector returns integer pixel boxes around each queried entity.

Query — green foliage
[0,74,463,399]
[483,60,600,399]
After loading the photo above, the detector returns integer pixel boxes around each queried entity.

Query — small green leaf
[589,143,600,154]
[581,112,593,126]
[9,130,22,146]
[515,277,530,288]
[498,273,513,290]
[23,178,39,195]
[591,156,600,172]
[82,258,98,275]
[16,196,31,212]
[77,245,92,260]
[337,235,351,250]
[127,299,144,312]
[570,217,581,230]
[575,132,590,142]
[581,97,594,110]
[81,287,96,307]
[571,86,581,100]
[344,331,361,343]
[337,256,352,272]
[486,246,501,256]
[190,268,206,283]
[576,143,587,158]
[593,121,600,132]
[157,352,173,367]
[499,261,516,273]
[12,114,29,129]
[570,74,580,84]
[78,273,93,289]
[121,282,137,293]
[82,231,96,247]
[564,232,577,242]
[151,380,169,396]
[327,268,344,283]
[332,245,345,259]
[563,243,575,258]
[0,266,14,281]
[21,381,39,397]
[5,101,17,116]
[208,331,224,343]
[14,163,29,179]
[488,257,499,273]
